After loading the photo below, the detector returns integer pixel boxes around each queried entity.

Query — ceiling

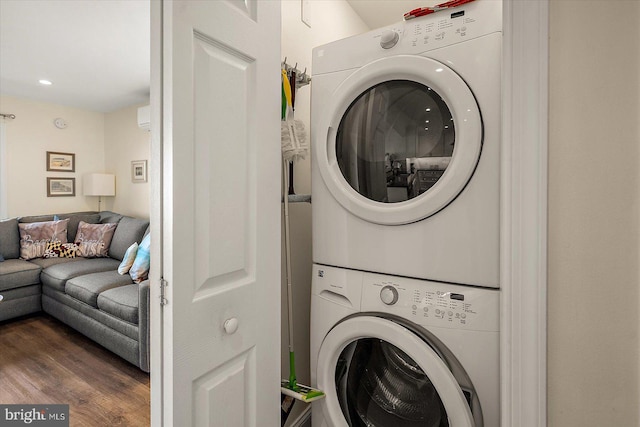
[0,0,432,114]
[0,0,150,113]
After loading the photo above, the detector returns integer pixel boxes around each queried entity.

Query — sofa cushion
[30,257,81,269]
[0,218,20,259]
[99,211,123,225]
[74,222,117,258]
[18,219,69,260]
[18,214,55,223]
[42,287,138,341]
[58,213,101,242]
[40,258,121,292]
[65,271,133,307]
[0,259,42,291]
[109,217,150,261]
[98,284,139,324]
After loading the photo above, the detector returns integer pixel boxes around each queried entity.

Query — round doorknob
[224,318,239,334]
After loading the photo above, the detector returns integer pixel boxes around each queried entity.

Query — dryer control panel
[313,0,501,76]
[361,272,499,332]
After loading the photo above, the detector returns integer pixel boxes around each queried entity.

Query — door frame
[501,1,548,426]
[149,0,162,424]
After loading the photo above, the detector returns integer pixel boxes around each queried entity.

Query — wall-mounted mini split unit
[137,105,150,131]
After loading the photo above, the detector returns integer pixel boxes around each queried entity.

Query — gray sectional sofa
[0,211,150,372]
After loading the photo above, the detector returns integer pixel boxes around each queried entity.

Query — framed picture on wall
[46,151,75,172]
[47,177,76,197]
[131,160,148,183]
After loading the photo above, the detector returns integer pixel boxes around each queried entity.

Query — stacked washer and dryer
[309,1,502,426]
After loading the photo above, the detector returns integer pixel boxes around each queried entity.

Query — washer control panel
[362,272,499,332]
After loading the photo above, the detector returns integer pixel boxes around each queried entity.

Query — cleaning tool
[280,69,324,426]
[280,158,324,425]
[280,70,308,163]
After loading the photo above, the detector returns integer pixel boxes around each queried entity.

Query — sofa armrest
[138,279,150,372]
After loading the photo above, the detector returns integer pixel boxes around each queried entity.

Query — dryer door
[317,316,475,427]
[315,55,482,225]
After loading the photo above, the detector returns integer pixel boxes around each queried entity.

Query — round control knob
[380,286,399,305]
[224,317,239,334]
[380,30,399,49]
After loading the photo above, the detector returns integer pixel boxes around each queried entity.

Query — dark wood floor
[0,314,150,426]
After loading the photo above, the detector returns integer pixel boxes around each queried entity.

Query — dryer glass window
[336,80,455,203]
[335,338,450,427]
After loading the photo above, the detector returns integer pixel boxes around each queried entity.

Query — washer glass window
[336,80,455,204]
[335,338,450,427]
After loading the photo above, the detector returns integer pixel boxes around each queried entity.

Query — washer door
[315,55,482,225]
[317,316,475,427]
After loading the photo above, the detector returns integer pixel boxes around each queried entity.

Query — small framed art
[47,177,76,197]
[47,151,75,172]
[131,160,148,183]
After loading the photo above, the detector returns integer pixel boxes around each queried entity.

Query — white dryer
[311,1,502,287]
[310,265,500,427]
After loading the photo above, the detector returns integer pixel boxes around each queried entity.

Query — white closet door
[151,0,281,425]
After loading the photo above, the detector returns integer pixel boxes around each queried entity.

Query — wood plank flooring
[0,314,150,426]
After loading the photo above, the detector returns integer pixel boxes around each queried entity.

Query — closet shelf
[283,194,311,204]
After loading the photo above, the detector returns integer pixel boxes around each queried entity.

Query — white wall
[0,95,105,217]
[0,96,149,219]
[548,1,640,426]
[104,103,150,219]
[280,0,369,417]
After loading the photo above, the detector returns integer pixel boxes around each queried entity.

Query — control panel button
[380,286,399,305]
[380,30,399,49]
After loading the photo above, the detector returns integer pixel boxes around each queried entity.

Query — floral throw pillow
[44,241,79,258]
[74,221,118,258]
[18,219,69,260]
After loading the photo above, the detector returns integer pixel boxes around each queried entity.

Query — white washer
[311,1,502,287]
[310,265,500,427]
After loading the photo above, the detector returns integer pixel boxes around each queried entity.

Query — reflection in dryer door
[336,338,449,427]
[336,80,455,204]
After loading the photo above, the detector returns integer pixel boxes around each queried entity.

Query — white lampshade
[84,173,115,196]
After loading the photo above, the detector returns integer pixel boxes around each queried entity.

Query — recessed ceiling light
[39,79,52,85]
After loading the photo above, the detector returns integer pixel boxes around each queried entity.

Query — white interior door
[150,1,281,425]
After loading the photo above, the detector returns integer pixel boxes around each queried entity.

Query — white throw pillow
[118,242,139,275]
